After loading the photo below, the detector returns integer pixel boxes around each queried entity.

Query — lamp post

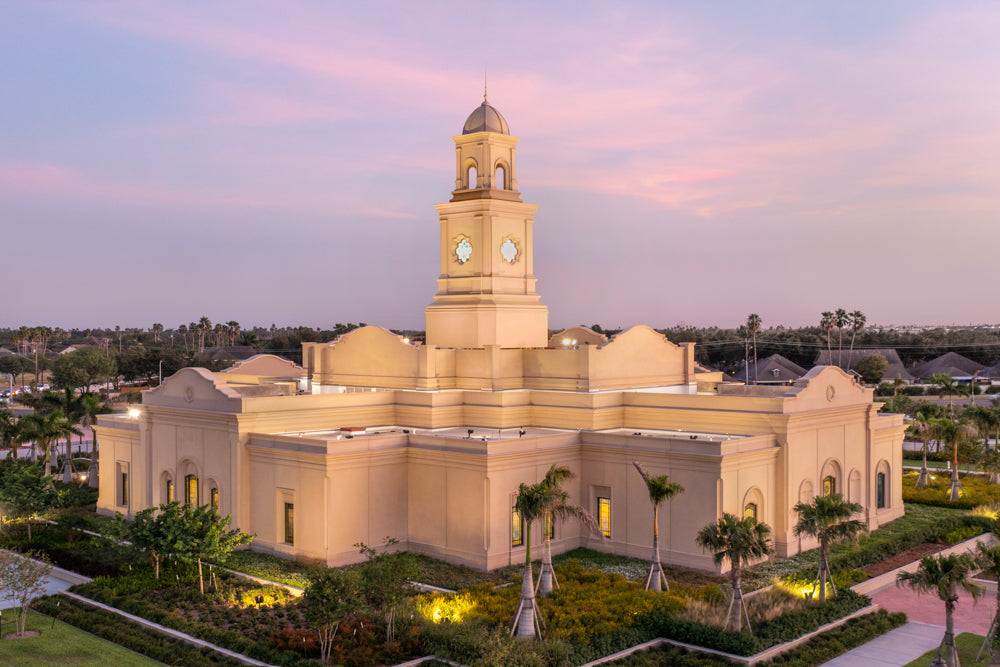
[159,360,163,386]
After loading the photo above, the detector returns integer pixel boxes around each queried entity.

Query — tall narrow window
[544,511,554,540]
[120,471,129,506]
[876,472,886,509]
[284,502,295,544]
[744,503,758,521]
[823,475,836,497]
[495,165,506,189]
[511,507,523,547]
[185,474,198,506]
[210,487,219,511]
[598,497,611,538]
[165,479,174,503]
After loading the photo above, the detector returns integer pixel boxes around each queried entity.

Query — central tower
[425,96,549,349]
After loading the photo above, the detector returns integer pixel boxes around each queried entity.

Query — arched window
[820,459,842,498]
[185,474,199,506]
[743,487,764,523]
[467,165,478,189]
[210,487,219,511]
[744,503,758,520]
[495,164,506,189]
[166,478,174,503]
[823,475,836,497]
[876,473,886,508]
[799,480,814,504]
[849,469,861,504]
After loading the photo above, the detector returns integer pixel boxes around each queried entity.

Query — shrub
[903,472,1000,510]
[941,524,987,544]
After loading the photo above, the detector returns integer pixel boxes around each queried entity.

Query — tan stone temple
[96,96,905,572]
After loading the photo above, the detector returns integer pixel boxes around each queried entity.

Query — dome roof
[462,99,510,135]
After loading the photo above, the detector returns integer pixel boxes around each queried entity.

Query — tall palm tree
[909,413,931,487]
[695,512,773,634]
[534,465,600,598]
[931,373,960,416]
[792,493,866,602]
[929,417,977,501]
[746,314,762,385]
[633,461,684,591]
[976,542,1000,661]
[77,393,107,488]
[820,312,835,360]
[847,310,866,362]
[833,309,848,368]
[509,468,567,639]
[897,553,981,667]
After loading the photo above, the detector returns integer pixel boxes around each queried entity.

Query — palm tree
[847,310,865,362]
[929,417,977,501]
[909,413,931,487]
[77,393,106,488]
[834,309,848,368]
[0,409,20,459]
[533,465,600,598]
[820,312,835,360]
[931,373,960,416]
[897,553,981,667]
[695,512,773,633]
[792,493,866,602]
[738,325,749,386]
[509,467,569,639]
[746,314,762,385]
[18,409,81,476]
[976,542,1000,661]
[633,461,684,591]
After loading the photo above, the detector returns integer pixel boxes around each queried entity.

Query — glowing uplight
[562,338,571,346]
[403,338,410,344]
[417,592,475,624]
[128,408,141,419]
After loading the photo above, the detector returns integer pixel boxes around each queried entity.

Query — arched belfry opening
[495,162,508,190]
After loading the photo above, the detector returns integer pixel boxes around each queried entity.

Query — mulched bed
[861,542,946,577]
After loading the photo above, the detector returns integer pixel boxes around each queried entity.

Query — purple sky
[3,2,999,331]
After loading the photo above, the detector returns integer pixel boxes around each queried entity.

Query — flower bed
[70,563,423,667]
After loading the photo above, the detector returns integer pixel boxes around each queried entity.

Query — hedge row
[31,595,245,667]
[606,609,907,666]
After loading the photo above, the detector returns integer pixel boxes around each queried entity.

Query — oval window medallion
[826,385,836,402]
[184,386,195,403]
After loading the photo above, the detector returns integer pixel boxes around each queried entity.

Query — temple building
[96,97,905,572]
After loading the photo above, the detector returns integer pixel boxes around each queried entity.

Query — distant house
[194,346,259,364]
[733,354,807,385]
[813,348,914,382]
[909,352,985,381]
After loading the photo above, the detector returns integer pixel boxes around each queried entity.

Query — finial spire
[483,66,488,102]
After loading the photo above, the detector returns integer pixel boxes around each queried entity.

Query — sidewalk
[822,621,946,666]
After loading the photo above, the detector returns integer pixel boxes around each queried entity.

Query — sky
[2,2,999,331]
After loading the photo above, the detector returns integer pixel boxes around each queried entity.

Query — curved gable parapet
[145,367,243,410]
[785,366,873,409]
[598,325,679,350]
[326,325,416,349]
[221,354,304,377]
[548,326,608,347]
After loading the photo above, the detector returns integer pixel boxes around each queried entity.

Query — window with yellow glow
[210,487,219,511]
[185,474,198,506]
[598,497,611,537]
[511,507,523,546]
[165,478,174,503]
[744,503,758,521]
[284,502,294,544]
[823,475,836,497]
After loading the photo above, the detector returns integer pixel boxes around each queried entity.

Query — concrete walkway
[822,621,948,666]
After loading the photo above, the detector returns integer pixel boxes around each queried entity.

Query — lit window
[185,474,198,506]
[165,478,174,503]
[823,475,836,497]
[544,511,554,540]
[284,502,294,544]
[511,507,523,547]
[598,497,611,538]
[210,487,219,511]
[744,503,758,521]
[876,473,886,509]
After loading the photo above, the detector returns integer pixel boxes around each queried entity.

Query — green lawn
[0,609,161,666]
[903,632,986,666]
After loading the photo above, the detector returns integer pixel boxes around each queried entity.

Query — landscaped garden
[1,448,997,667]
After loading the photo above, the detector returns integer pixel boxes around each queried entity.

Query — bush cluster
[903,472,1000,510]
